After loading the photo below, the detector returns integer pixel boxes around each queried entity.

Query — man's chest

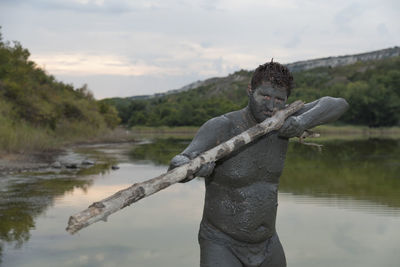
[212,134,289,186]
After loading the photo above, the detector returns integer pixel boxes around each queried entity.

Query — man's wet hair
[250,60,294,97]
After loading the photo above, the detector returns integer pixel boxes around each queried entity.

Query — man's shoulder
[223,109,244,119]
[223,108,248,126]
[201,113,233,131]
[198,109,245,134]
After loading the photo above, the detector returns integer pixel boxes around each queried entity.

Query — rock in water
[52,161,62,168]
[82,159,95,165]
[66,163,78,169]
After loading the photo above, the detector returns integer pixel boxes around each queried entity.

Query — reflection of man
[169,61,348,267]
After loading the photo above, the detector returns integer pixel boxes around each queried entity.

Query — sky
[0,0,399,99]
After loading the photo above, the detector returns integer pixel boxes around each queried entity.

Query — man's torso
[202,108,289,243]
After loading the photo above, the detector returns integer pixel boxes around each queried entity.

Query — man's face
[249,82,287,123]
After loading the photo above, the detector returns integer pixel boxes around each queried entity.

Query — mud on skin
[169,62,348,267]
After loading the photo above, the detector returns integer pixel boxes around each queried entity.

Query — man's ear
[247,83,252,96]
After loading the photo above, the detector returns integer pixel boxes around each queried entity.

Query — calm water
[0,138,399,267]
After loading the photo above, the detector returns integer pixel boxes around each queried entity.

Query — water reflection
[129,138,400,209]
[2,162,203,267]
[0,153,116,265]
[277,193,400,267]
[281,139,400,208]
[129,138,190,165]
[1,138,399,267]
[0,174,91,265]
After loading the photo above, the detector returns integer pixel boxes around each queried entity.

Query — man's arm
[279,96,349,138]
[168,115,233,182]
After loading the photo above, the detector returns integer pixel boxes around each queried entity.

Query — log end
[66,205,105,234]
[66,215,81,235]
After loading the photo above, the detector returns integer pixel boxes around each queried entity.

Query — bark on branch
[66,100,304,234]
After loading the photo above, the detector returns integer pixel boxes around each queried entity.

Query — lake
[0,137,399,267]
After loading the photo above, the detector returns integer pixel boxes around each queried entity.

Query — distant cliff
[129,46,400,100]
[286,46,400,72]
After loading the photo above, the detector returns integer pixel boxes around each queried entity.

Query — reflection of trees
[0,177,93,250]
[129,138,190,165]
[0,160,114,262]
[280,139,400,207]
[130,138,400,208]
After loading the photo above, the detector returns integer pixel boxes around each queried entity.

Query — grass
[69,126,137,145]
[0,120,58,153]
[0,118,113,155]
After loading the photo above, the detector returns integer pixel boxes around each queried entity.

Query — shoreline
[0,150,64,175]
[0,132,138,176]
[1,125,399,175]
[0,126,137,175]
[131,125,400,139]
[0,142,135,175]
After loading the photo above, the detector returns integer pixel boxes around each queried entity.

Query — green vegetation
[292,59,400,127]
[106,57,400,128]
[104,70,251,127]
[2,24,398,155]
[0,28,120,153]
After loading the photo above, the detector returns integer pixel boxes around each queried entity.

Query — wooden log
[66,100,304,234]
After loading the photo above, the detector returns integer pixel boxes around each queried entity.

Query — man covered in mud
[169,61,348,267]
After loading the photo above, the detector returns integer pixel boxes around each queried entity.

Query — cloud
[29,37,257,79]
[3,0,226,14]
[161,41,258,75]
[284,35,302,49]
[198,0,224,11]
[30,52,180,76]
[334,2,367,33]
[2,0,156,14]
[376,23,389,36]
[1,0,399,98]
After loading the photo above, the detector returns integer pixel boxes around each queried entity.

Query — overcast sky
[0,0,399,99]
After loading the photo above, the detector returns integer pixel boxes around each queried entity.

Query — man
[169,61,348,267]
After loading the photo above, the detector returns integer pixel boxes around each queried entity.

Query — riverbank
[0,127,136,175]
[130,126,198,139]
[312,125,400,141]
[1,124,399,175]
[0,151,60,174]
[131,125,400,139]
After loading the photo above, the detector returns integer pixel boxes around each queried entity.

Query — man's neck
[244,105,258,127]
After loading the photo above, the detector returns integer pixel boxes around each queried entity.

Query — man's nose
[265,99,274,111]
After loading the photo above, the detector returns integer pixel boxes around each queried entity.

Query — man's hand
[195,162,216,178]
[278,116,305,138]
[168,154,215,183]
[168,154,190,171]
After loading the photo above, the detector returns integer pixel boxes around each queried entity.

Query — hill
[127,46,400,100]
[0,29,120,153]
[286,46,400,72]
[105,52,400,128]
